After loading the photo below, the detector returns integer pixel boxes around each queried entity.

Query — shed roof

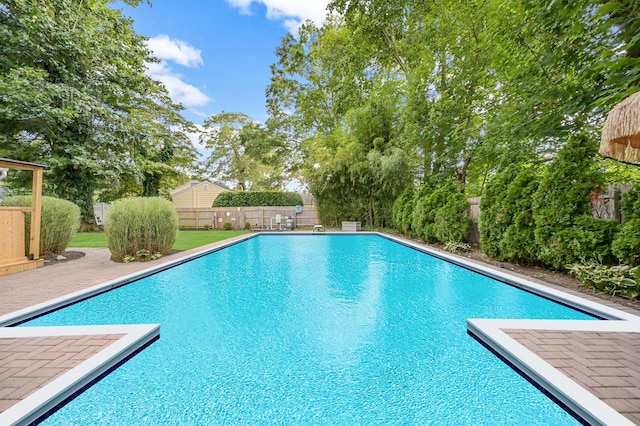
[169,180,230,197]
[0,158,47,171]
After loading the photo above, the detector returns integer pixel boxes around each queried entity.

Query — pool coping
[1,231,639,425]
[0,324,159,426]
[380,233,640,425]
[466,319,639,426]
[0,233,258,328]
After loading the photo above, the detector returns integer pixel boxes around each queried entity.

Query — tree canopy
[266,0,640,226]
[0,0,195,225]
[200,112,289,190]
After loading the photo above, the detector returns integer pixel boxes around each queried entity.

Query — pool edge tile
[0,324,159,426]
[467,318,639,426]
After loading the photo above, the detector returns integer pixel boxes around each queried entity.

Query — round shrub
[0,195,80,255]
[411,180,469,244]
[223,221,234,230]
[105,197,178,262]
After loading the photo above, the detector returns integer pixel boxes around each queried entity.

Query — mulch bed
[43,251,86,266]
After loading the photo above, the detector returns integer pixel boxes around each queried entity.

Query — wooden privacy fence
[0,158,45,276]
[176,206,319,230]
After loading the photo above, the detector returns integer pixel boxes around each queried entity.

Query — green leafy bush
[412,180,469,244]
[499,167,540,263]
[391,186,415,234]
[105,197,178,262]
[213,191,303,207]
[565,216,619,263]
[0,195,80,255]
[612,219,640,266]
[479,164,520,259]
[433,190,471,244]
[412,185,446,243]
[223,221,234,230]
[621,182,640,221]
[568,262,639,299]
[244,222,251,230]
[532,134,605,269]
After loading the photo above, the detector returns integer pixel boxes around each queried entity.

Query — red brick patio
[0,334,123,413]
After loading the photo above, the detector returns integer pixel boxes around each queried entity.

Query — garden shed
[0,158,45,276]
[170,180,229,209]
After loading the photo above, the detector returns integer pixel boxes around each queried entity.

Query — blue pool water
[23,235,593,424]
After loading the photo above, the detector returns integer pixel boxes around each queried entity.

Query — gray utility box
[341,221,361,232]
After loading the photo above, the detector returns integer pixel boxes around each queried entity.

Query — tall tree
[303,82,411,226]
[0,0,195,226]
[267,0,640,224]
[201,112,288,190]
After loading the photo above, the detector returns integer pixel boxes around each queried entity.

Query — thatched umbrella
[600,91,640,165]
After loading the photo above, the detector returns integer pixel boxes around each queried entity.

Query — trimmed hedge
[0,195,80,255]
[412,180,470,244]
[532,134,605,269]
[391,186,415,234]
[105,197,178,262]
[213,191,303,207]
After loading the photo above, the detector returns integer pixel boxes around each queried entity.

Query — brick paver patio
[0,334,124,413]
[507,329,640,424]
[0,235,639,424]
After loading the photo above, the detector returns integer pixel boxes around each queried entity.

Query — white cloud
[145,61,211,108]
[144,36,211,108]
[226,0,330,30]
[147,34,203,67]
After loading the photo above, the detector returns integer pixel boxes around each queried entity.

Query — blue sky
[116,0,331,128]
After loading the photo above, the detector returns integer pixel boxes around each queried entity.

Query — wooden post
[30,168,43,259]
[0,158,46,275]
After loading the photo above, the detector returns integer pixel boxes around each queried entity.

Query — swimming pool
[23,234,594,424]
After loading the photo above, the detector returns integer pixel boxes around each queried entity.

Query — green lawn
[69,230,251,251]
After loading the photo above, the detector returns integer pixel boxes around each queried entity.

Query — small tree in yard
[532,134,609,269]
